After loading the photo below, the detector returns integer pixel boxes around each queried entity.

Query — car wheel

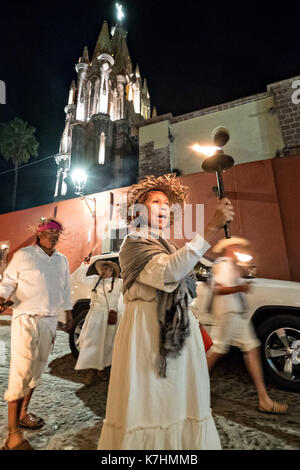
[69,308,89,358]
[257,314,300,392]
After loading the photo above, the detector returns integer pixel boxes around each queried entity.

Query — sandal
[2,439,34,450]
[258,401,288,414]
[2,429,34,450]
[19,413,45,430]
[85,369,99,385]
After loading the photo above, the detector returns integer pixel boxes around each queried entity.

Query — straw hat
[86,259,120,277]
[212,237,250,254]
[124,174,189,224]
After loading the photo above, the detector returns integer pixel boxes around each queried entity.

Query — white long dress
[75,277,124,371]
[98,252,221,450]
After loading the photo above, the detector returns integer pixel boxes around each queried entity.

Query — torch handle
[224,221,231,239]
[216,168,231,239]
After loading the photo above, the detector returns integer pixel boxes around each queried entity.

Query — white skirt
[98,302,221,450]
[75,304,118,371]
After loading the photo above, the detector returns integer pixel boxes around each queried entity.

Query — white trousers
[5,314,57,402]
[209,312,260,354]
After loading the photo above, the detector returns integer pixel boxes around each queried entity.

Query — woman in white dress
[98,174,235,450]
[75,260,124,385]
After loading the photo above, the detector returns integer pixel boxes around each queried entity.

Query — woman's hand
[204,198,235,242]
[240,282,252,293]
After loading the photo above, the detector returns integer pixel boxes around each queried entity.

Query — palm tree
[0,117,39,211]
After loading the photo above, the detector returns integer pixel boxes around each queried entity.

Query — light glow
[190,144,221,156]
[71,169,87,194]
[234,252,253,263]
[116,3,124,21]
[99,132,106,164]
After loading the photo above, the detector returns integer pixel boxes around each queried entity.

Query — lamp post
[71,169,87,195]
[191,129,235,238]
[71,169,96,218]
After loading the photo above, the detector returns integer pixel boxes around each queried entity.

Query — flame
[234,251,253,263]
[190,145,221,157]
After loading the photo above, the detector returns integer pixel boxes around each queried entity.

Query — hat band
[38,221,62,232]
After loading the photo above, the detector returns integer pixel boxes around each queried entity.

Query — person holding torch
[206,237,288,414]
[98,173,234,450]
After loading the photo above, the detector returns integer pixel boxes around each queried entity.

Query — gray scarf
[119,231,197,377]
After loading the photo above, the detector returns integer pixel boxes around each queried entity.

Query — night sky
[1,0,300,213]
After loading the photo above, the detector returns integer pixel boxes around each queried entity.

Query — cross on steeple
[116,3,124,22]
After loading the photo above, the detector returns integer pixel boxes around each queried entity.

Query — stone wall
[138,74,300,175]
[138,141,171,179]
[171,92,269,123]
[267,76,300,155]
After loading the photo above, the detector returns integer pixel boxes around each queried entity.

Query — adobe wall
[1,157,300,282]
[0,186,127,274]
[176,159,291,281]
[272,155,300,281]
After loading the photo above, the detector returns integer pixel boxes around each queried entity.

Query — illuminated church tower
[54,5,151,198]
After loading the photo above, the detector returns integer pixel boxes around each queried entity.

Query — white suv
[191,267,300,392]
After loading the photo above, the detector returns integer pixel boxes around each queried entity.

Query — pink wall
[272,155,300,281]
[0,187,126,274]
[0,156,300,281]
[176,159,290,280]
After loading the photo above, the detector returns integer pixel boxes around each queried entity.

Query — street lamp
[71,169,87,195]
[71,168,96,218]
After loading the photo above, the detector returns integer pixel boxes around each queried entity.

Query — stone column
[97,53,114,115]
[116,75,126,120]
[75,62,88,121]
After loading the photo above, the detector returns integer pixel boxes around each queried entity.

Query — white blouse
[0,245,72,317]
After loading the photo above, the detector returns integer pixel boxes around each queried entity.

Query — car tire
[69,308,89,358]
[257,314,300,392]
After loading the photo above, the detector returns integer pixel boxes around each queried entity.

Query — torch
[191,128,234,238]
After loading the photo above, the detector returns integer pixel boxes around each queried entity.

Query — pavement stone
[0,322,300,450]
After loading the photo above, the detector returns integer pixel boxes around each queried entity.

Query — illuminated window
[99,132,106,164]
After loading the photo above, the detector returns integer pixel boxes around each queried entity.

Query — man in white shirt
[206,237,288,415]
[0,218,73,450]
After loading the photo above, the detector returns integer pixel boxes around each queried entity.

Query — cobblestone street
[1,320,300,451]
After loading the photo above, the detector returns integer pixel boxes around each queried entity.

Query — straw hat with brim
[86,260,120,277]
[212,237,250,254]
[123,174,189,224]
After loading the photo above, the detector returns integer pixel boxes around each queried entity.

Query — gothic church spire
[92,20,113,63]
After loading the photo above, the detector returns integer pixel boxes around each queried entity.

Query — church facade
[54,19,151,198]
[54,13,300,200]
[138,76,300,179]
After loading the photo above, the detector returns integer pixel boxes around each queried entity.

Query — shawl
[119,230,197,377]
